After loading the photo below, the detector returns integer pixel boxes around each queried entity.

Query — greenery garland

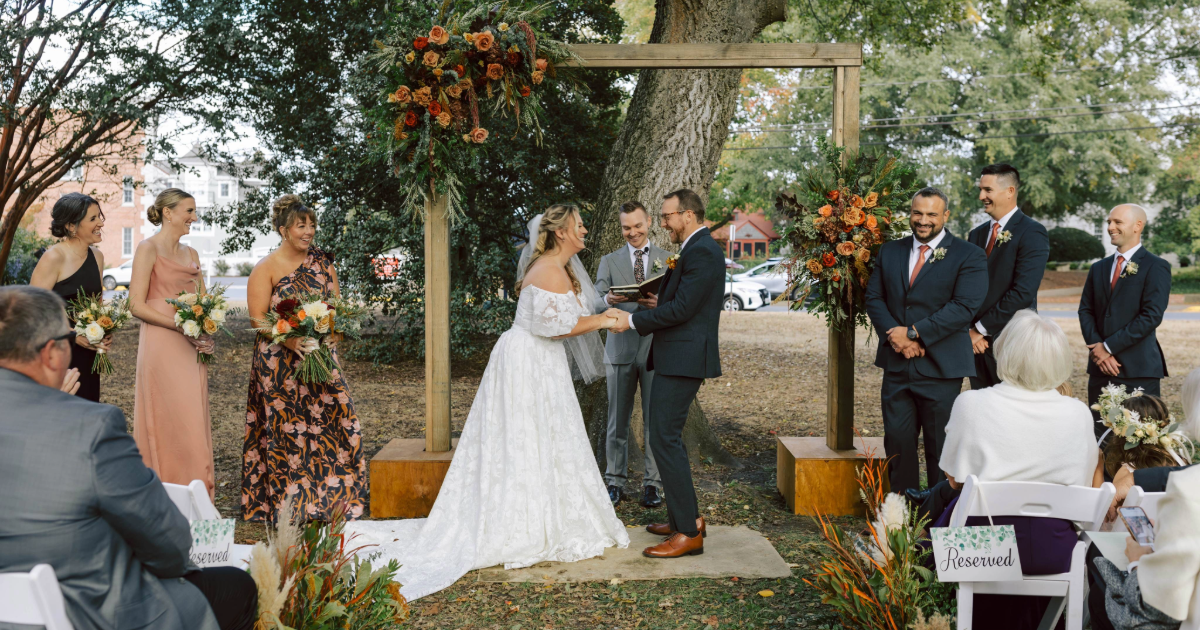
[775,142,918,331]
[367,2,578,222]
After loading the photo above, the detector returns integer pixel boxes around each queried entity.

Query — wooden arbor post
[425,183,452,453]
[827,65,860,451]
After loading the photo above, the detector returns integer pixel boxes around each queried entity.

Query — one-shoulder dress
[52,247,103,402]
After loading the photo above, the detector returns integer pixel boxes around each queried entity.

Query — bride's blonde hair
[517,204,582,297]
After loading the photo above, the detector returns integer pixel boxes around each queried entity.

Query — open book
[609,274,665,300]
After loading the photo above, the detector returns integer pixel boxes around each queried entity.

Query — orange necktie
[910,245,930,287]
[1111,255,1124,289]
[985,222,1001,256]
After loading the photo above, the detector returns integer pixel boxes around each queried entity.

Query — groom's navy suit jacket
[864,231,988,379]
[966,210,1049,337]
[632,227,724,379]
[1078,247,1171,379]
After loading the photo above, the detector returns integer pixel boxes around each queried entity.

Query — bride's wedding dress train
[346,285,629,601]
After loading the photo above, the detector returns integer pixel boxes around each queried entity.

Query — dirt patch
[1039,270,1089,290]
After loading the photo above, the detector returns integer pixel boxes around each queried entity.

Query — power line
[720,121,1200,151]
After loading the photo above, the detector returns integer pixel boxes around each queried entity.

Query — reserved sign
[189,519,236,567]
[930,525,1023,582]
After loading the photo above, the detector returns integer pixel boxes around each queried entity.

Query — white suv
[102,260,134,291]
[722,273,769,311]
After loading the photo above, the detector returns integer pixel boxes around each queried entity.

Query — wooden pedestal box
[776,436,887,516]
[370,438,458,519]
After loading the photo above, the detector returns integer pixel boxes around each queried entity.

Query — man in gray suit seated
[593,201,669,508]
[0,286,256,630]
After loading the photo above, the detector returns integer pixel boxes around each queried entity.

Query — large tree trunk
[581,0,787,470]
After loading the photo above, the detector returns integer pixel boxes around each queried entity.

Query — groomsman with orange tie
[966,164,1049,389]
[1078,204,1172,437]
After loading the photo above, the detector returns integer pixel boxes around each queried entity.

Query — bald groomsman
[1078,204,1172,437]
[967,164,1049,389]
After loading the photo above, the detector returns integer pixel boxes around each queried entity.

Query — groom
[610,188,724,559]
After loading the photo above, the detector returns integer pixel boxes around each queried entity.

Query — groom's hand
[609,312,632,333]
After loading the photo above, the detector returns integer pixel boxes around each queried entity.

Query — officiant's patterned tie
[635,248,646,284]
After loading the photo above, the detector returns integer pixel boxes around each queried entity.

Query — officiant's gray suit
[0,368,219,630]
[593,242,669,490]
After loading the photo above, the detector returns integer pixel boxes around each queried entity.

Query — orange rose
[203,318,218,334]
[191,304,204,317]
[836,242,856,256]
[275,320,292,336]
[404,111,418,127]
[388,85,411,104]
[822,252,837,267]
[423,51,440,67]
[486,63,504,80]
[826,190,839,202]
[428,25,449,45]
[855,248,871,263]
[865,214,878,229]
[469,127,489,143]
[519,85,530,97]
[818,204,833,217]
[454,64,464,75]
[446,85,462,99]
[850,194,866,209]
[428,101,442,116]
[806,259,823,275]
[474,31,494,52]
[531,70,544,84]
[865,192,879,208]
[536,59,548,72]
[413,37,428,50]
[413,86,432,106]
[97,315,113,328]
[296,310,307,321]
[436,111,452,127]
[832,273,841,282]
[844,208,866,226]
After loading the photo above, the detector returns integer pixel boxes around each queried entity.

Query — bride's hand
[603,308,625,320]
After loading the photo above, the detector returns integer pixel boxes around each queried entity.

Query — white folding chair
[0,564,75,630]
[163,480,252,569]
[949,475,1116,630]
[1124,486,1165,522]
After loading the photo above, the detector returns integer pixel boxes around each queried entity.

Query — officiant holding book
[593,201,669,508]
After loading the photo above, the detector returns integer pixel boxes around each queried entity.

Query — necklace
[64,237,88,261]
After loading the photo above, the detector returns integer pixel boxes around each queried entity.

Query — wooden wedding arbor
[371,42,881,518]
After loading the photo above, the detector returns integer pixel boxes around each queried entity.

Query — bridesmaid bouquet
[165,284,232,364]
[67,289,131,374]
[252,293,368,384]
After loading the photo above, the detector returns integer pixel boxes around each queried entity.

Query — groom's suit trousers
[648,373,703,536]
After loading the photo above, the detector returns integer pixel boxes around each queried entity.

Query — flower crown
[1092,384,1194,464]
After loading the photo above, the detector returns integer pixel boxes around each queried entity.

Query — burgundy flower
[275,298,299,317]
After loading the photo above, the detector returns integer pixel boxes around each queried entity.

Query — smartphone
[1119,506,1156,546]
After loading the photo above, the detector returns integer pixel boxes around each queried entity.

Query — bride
[347,204,631,601]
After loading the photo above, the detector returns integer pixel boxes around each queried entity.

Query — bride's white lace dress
[346,285,629,601]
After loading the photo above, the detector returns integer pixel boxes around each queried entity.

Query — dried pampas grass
[247,497,300,630]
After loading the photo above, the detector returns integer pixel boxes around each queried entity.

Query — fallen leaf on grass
[702,615,719,627]
[758,590,774,597]
[657,599,674,609]
[421,603,441,616]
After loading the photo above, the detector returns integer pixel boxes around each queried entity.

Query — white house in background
[141,145,280,276]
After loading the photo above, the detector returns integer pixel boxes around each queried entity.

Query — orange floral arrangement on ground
[776,142,916,330]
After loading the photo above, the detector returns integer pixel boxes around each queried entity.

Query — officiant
[593,201,669,508]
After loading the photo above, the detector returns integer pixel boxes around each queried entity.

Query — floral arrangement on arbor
[805,439,954,629]
[370,3,576,221]
[776,142,917,330]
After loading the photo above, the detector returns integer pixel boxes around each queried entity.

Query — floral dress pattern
[242,247,366,522]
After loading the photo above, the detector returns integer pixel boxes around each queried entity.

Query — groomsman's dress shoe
[643,531,704,558]
[903,487,932,508]
[646,517,707,538]
[607,485,623,506]
[640,486,663,508]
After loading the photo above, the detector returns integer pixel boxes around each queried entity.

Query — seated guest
[924,310,1100,629]
[1110,367,1200,512]
[0,286,257,630]
[1089,465,1200,630]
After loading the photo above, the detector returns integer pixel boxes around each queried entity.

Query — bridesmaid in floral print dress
[242,195,366,522]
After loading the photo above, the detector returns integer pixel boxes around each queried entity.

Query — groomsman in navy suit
[865,188,988,494]
[966,164,1049,388]
[1078,204,1172,437]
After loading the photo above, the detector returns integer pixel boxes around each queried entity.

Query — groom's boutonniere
[1122,261,1139,278]
[928,247,948,263]
[651,258,664,274]
[996,230,1012,246]
[666,254,680,270]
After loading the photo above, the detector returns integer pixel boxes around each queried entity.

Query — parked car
[102,259,134,291]
[722,273,769,311]
[732,257,799,299]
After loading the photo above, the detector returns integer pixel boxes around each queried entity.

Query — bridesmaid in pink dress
[129,188,218,498]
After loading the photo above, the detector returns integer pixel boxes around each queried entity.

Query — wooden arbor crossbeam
[423,42,863,453]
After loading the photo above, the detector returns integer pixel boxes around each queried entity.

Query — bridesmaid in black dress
[30,192,110,402]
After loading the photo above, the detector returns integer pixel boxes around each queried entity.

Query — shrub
[3,227,54,285]
[236,262,254,276]
[1047,227,1105,262]
[213,259,230,276]
[1069,262,1079,270]
[1181,255,1191,268]
[1046,262,1057,271]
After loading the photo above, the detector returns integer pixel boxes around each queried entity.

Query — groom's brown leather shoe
[642,532,704,558]
[645,517,706,538]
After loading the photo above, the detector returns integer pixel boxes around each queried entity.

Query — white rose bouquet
[252,292,369,384]
[165,284,233,364]
[67,289,131,374]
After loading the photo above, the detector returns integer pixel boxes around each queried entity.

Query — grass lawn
[97,311,1200,628]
